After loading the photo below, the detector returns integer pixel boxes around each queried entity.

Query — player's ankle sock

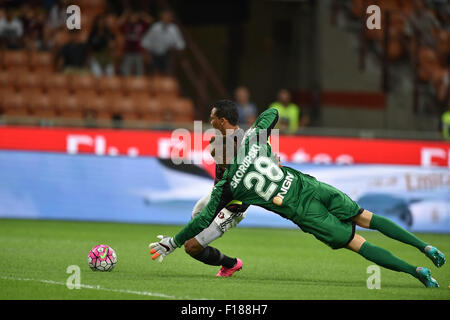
[369,214,428,252]
[358,241,418,278]
[193,246,237,268]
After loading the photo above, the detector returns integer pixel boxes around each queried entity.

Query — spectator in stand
[87,14,116,77]
[268,89,305,134]
[405,0,441,48]
[234,86,257,128]
[56,29,89,75]
[434,68,450,107]
[0,8,24,49]
[140,9,185,75]
[43,0,59,13]
[118,10,152,76]
[20,5,46,51]
[45,0,71,50]
[441,104,450,140]
[47,0,68,30]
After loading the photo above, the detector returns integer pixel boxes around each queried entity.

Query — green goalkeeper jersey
[173,108,320,247]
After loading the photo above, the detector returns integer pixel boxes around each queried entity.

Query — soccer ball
[88,244,117,271]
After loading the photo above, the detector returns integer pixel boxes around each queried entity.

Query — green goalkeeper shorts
[296,182,364,249]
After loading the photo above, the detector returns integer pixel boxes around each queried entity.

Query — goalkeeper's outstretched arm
[173,178,234,247]
[149,178,233,262]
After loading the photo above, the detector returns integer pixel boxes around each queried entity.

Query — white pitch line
[0,275,208,300]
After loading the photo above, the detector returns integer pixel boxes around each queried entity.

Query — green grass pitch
[0,219,449,300]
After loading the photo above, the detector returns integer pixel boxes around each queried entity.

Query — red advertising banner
[0,126,449,167]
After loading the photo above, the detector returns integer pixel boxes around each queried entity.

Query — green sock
[369,214,428,252]
[359,241,418,278]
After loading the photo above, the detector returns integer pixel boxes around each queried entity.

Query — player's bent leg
[184,238,205,257]
[348,233,438,287]
[184,223,239,271]
[185,241,238,270]
[194,221,224,248]
[351,210,372,229]
[186,205,246,276]
[346,233,366,253]
[353,210,446,267]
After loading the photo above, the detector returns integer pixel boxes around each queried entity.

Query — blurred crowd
[0,0,185,77]
[0,1,194,126]
[233,85,308,134]
[351,0,450,139]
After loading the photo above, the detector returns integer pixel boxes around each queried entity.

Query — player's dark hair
[212,100,239,126]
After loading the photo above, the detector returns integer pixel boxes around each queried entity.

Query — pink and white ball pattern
[88,244,117,271]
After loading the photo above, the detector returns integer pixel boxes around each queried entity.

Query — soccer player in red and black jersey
[183,100,249,277]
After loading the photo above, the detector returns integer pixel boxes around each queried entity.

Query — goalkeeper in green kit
[150,100,446,288]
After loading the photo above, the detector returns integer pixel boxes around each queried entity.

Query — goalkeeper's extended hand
[149,235,177,263]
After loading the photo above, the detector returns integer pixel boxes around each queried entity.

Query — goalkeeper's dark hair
[212,100,239,126]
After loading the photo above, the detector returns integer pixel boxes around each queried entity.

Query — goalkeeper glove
[149,235,177,263]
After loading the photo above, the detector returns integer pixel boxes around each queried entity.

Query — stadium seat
[2,66,30,76]
[1,91,28,116]
[98,76,123,95]
[124,76,153,96]
[20,88,44,115]
[169,98,195,123]
[70,74,96,93]
[93,95,112,120]
[0,87,17,114]
[110,95,139,120]
[21,87,43,98]
[153,76,180,97]
[1,50,29,70]
[158,97,194,123]
[29,51,54,72]
[135,97,163,121]
[79,93,111,120]
[76,88,99,107]
[43,74,71,92]
[76,89,101,119]
[15,72,43,91]
[29,92,57,118]
[32,66,55,78]
[0,71,17,90]
[57,93,84,119]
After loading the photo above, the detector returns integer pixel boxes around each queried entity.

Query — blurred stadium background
[0,0,449,233]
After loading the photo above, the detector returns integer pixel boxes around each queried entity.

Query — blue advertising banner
[0,150,449,232]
